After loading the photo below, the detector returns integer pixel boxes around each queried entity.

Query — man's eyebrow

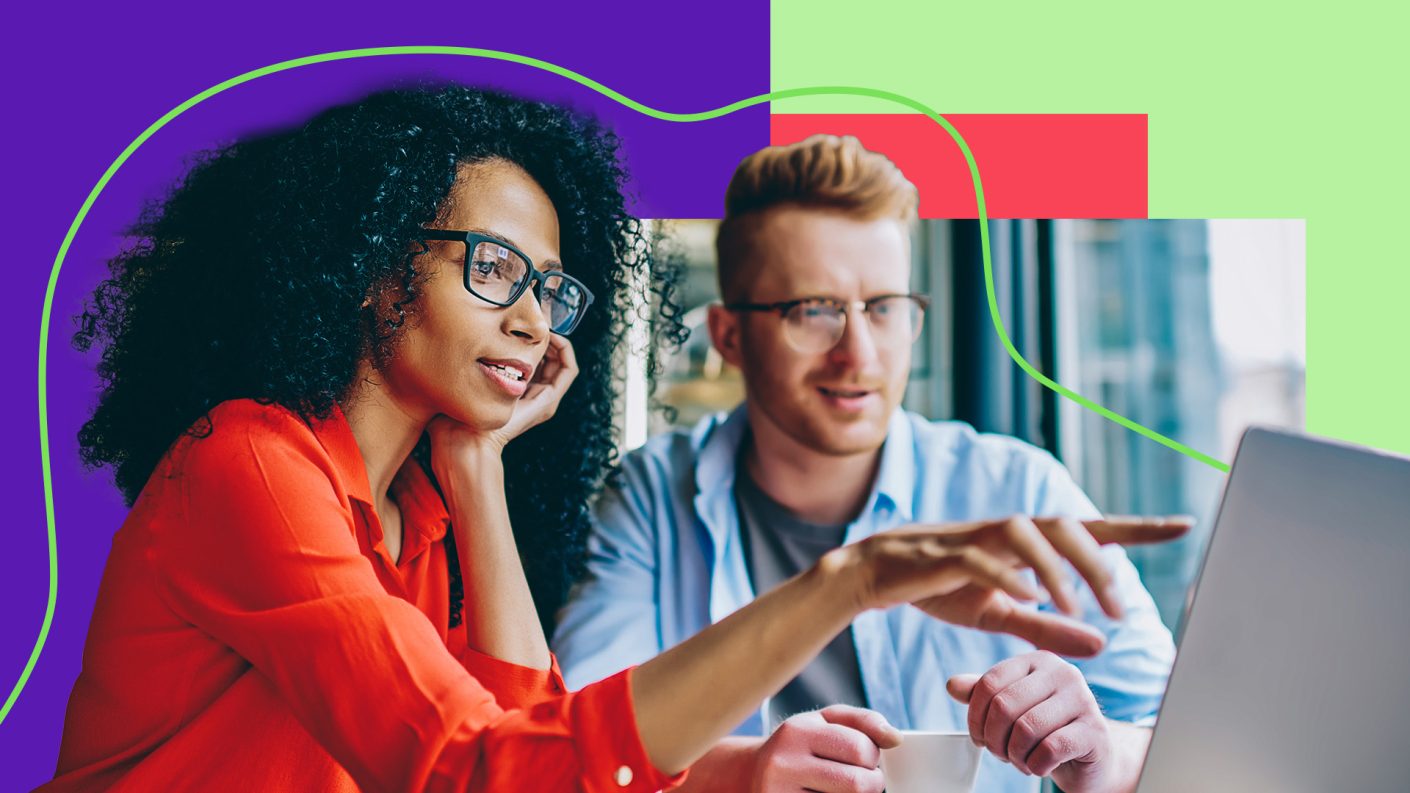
[468,227,562,270]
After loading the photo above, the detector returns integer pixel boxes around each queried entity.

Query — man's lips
[478,357,534,397]
[816,385,881,411]
[816,385,878,399]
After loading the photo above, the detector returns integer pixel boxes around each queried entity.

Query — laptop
[1136,427,1410,792]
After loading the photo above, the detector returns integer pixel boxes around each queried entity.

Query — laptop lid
[1136,426,1410,791]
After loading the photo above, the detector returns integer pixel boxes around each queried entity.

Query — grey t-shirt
[735,463,870,728]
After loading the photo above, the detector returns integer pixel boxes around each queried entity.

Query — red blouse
[44,399,683,792]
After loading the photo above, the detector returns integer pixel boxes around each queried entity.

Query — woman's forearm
[629,553,861,774]
[435,448,551,670]
[628,513,1191,777]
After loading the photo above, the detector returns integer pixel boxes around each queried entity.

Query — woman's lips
[478,359,530,398]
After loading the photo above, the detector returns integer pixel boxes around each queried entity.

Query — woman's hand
[827,516,1191,656]
[429,334,579,463]
[494,333,579,444]
[422,336,577,671]
[630,515,1190,776]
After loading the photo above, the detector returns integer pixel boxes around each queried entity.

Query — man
[553,135,1174,793]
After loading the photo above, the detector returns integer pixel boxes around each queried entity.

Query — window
[1054,219,1305,629]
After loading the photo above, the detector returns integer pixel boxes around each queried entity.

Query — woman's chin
[442,403,515,434]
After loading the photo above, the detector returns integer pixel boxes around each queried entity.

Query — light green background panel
[770,0,1410,454]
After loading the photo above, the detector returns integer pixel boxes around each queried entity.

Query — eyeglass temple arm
[723,300,802,315]
[417,229,470,242]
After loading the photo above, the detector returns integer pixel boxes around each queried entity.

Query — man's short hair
[715,134,919,302]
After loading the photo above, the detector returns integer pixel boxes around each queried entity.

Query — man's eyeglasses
[419,229,595,335]
[725,294,930,354]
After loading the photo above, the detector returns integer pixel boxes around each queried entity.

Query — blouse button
[614,765,634,786]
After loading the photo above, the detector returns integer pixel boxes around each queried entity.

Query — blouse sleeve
[147,415,684,793]
[456,645,571,710]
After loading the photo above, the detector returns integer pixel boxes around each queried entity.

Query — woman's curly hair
[74,85,687,632]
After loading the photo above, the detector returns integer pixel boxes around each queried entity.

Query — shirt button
[614,765,634,786]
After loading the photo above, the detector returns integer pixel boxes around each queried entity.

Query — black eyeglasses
[419,229,595,335]
[726,294,930,353]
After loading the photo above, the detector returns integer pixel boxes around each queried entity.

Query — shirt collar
[310,403,374,507]
[694,404,918,532]
[310,404,450,545]
[692,406,753,551]
[870,408,917,524]
[694,405,752,498]
[389,458,451,544]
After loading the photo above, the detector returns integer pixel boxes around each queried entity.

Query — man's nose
[826,304,881,368]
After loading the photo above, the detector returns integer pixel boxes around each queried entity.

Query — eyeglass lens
[782,297,924,352]
[539,273,586,333]
[467,240,529,303]
[468,240,586,334]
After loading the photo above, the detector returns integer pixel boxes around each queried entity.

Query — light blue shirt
[553,407,1174,793]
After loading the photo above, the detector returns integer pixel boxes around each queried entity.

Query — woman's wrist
[432,444,509,538]
[809,544,871,622]
[431,441,506,486]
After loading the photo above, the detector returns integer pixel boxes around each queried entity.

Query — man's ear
[706,303,746,369]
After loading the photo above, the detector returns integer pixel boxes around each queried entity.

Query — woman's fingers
[1082,515,1193,545]
[521,335,579,416]
[992,517,1078,616]
[994,515,1188,618]
[541,336,578,393]
[552,332,579,377]
[870,515,1188,624]
[1036,517,1123,620]
[972,603,1107,658]
[955,545,1044,603]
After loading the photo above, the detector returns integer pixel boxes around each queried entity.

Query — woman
[48,86,1183,792]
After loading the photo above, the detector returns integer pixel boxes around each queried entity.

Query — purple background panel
[2,1,768,782]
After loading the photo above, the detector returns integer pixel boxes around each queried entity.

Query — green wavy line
[8,45,1228,727]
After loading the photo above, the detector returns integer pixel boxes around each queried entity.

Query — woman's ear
[361,270,418,332]
[706,303,745,369]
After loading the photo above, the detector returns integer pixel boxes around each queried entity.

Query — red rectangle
[770,114,1147,219]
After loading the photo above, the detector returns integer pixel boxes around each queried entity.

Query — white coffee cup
[880,730,983,793]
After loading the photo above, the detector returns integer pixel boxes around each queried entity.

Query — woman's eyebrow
[468,227,562,270]
[466,226,520,249]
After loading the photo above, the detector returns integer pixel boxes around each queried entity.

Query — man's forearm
[666,737,761,793]
[1054,720,1152,793]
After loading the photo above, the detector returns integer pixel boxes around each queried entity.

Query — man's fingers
[980,672,1056,765]
[818,704,901,751]
[797,759,887,793]
[946,674,981,704]
[806,724,884,771]
[1024,721,1095,778]
[973,601,1107,658]
[1039,517,1123,619]
[1004,693,1076,775]
[1082,515,1193,546]
[963,656,1036,748]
